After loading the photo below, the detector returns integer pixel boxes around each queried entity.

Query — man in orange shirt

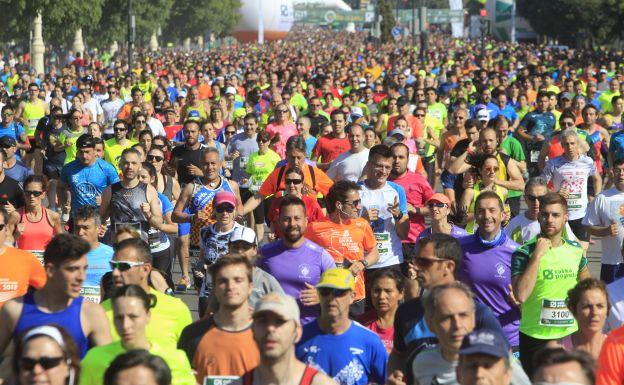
[305,180,379,316]
[116,87,144,123]
[0,206,45,307]
[387,97,424,139]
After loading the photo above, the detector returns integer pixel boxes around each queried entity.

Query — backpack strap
[276,165,287,190]
[308,164,316,189]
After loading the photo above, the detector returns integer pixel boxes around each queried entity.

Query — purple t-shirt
[416,224,468,240]
[458,233,521,347]
[259,239,336,324]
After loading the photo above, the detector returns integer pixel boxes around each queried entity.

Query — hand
[348,260,365,276]
[98,224,107,238]
[609,221,619,237]
[4,201,15,215]
[387,370,407,385]
[387,197,401,218]
[508,283,521,307]
[140,202,151,218]
[406,203,417,215]
[229,150,240,160]
[300,282,320,306]
[534,236,552,258]
[435,166,442,177]
[267,232,276,242]
[187,164,203,176]
[463,172,474,189]
[362,207,379,222]
[95,195,102,206]
[558,188,570,200]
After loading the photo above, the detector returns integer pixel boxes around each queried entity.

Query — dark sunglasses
[318,287,350,297]
[216,204,235,214]
[428,202,448,208]
[109,260,145,271]
[114,127,128,131]
[147,155,164,162]
[2,112,13,116]
[342,199,361,206]
[411,257,449,268]
[225,131,236,135]
[24,190,44,197]
[135,120,147,124]
[19,356,65,371]
[526,194,543,202]
[415,114,425,117]
[285,178,303,185]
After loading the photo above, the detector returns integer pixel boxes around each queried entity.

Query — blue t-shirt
[158,192,173,214]
[60,158,120,213]
[0,122,24,140]
[296,320,388,385]
[494,104,519,122]
[305,135,318,158]
[5,161,33,185]
[85,243,113,288]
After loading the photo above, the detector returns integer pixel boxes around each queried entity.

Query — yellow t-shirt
[104,138,137,172]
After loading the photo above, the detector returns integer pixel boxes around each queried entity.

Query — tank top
[162,175,174,202]
[189,176,235,247]
[110,182,149,234]
[16,207,54,252]
[242,365,319,385]
[23,99,46,137]
[15,292,89,358]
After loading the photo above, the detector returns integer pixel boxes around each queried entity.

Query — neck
[376,308,397,328]
[34,286,73,312]
[365,178,384,190]
[576,328,603,345]
[90,240,100,250]
[117,137,127,145]
[391,168,407,179]
[524,211,538,221]
[440,345,459,362]
[122,176,140,188]
[565,153,580,161]
[26,203,41,214]
[318,316,351,335]
[215,221,234,232]
[546,233,564,247]
[123,337,150,351]
[214,303,252,331]
[187,141,200,150]
[432,219,451,234]
[328,211,351,225]
[478,229,500,241]
[255,352,303,385]
[283,236,306,249]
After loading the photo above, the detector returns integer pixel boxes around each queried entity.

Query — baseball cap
[476,109,490,122]
[254,293,301,326]
[164,107,175,114]
[358,78,367,86]
[426,193,451,206]
[76,134,96,149]
[560,92,573,100]
[225,86,237,95]
[0,136,16,148]
[188,110,201,121]
[459,329,510,358]
[214,191,236,207]
[396,96,409,107]
[230,226,257,245]
[351,106,364,118]
[316,268,355,291]
[389,128,406,139]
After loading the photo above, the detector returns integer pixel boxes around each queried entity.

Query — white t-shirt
[83,98,104,123]
[582,187,624,265]
[326,148,369,182]
[358,181,408,268]
[542,155,596,220]
[147,117,166,137]
[606,277,624,332]
[101,98,125,133]
[504,213,577,245]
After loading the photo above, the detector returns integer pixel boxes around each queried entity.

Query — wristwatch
[360,259,369,268]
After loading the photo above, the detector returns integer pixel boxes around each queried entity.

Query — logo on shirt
[349,347,364,355]
[495,263,506,278]
[298,264,311,279]
[334,358,365,385]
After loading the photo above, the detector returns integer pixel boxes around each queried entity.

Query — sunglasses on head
[318,287,350,297]
[109,260,145,271]
[411,256,449,268]
[24,190,44,197]
[147,155,164,162]
[19,356,66,371]
[216,204,235,214]
[285,178,303,185]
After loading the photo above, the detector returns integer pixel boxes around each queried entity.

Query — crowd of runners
[1,26,624,385]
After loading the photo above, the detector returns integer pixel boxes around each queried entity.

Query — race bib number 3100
[540,299,574,327]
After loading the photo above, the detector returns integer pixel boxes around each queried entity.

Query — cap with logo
[188,110,201,121]
[476,109,490,122]
[389,128,406,139]
[229,226,257,245]
[254,293,301,325]
[225,86,237,95]
[459,329,510,358]
[316,268,355,291]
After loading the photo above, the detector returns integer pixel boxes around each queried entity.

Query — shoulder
[386,180,405,194]
[563,238,583,250]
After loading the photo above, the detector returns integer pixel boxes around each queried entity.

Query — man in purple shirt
[258,195,335,325]
[458,190,521,350]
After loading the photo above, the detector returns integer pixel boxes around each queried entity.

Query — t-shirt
[427,102,448,125]
[512,237,587,339]
[504,214,577,245]
[582,187,624,265]
[164,124,183,140]
[305,218,377,301]
[245,150,281,191]
[102,289,192,349]
[304,135,318,158]
[417,225,468,240]
[542,155,596,220]
[82,243,113,304]
[0,247,46,308]
[259,164,333,198]
[358,181,408,268]
[520,110,557,138]
[296,320,388,385]
[494,104,519,122]
[101,99,125,133]
[268,195,325,238]
[227,133,259,184]
[597,325,624,385]
[358,311,394,353]
[104,138,138,172]
[458,233,521,347]
[312,134,351,163]
[59,128,86,165]
[178,315,260,383]
[326,149,369,182]
[606,278,624,332]
[391,171,434,243]
[0,175,25,208]
[170,144,207,186]
[265,122,298,159]
[80,340,195,385]
[60,158,120,213]
[258,239,336,324]
[4,161,33,185]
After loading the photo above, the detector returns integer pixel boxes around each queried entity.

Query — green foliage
[164,0,241,41]
[98,0,174,45]
[378,0,397,43]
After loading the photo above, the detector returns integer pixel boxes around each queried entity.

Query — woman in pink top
[265,103,297,159]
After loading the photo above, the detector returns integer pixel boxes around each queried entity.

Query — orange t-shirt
[0,247,46,307]
[116,103,135,123]
[440,131,467,168]
[387,115,424,139]
[305,218,377,301]
[259,164,333,198]
[197,83,212,100]
[597,326,624,385]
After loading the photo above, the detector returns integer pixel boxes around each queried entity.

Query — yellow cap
[316,268,355,291]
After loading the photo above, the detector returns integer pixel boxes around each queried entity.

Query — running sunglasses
[318,288,350,297]
[109,261,145,271]
[428,202,447,208]
[147,155,164,162]
[19,356,65,371]
[285,178,303,185]
[215,204,235,214]
[410,257,450,268]
[24,190,44,197]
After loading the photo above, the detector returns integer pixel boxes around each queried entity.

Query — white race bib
[80,286,101,304]
[540,299,574,327]
[530,150,540,163]
[203,376,241,385]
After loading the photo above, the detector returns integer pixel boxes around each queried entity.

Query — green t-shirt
[424,115,445,159]
[101,289,192,350]
[246,149,282,191]
[427,102,448,125]
[59,128,85,165]
[104,138,138,172]
[500,136,525,199]
[80,341,195,385]
[511,237,587,340]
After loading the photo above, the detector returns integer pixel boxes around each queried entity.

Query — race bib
[203,376,241,385]
[239,156,248,169]
[28,250,45,265]
[249,177,262,192]
[530,150,540,163]
[80,286,101,304]
[566,193,582,210]
[540,299,574,327]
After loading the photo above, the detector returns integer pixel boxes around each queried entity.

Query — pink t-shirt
[358,311,394,353]
[390,171,434,243]
[265,122,297,159]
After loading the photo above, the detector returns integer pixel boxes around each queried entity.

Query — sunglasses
[310,104,322,107]
[411,257,449,268]
[484,166,499,173]
[225,131,236,135]
[216,204,235,214]
[109,260,145,271]
[561,121,576,127]
[114,127,128,131]
[285,178,303,185]
[19,356,65,371]
[428,202,447,208]
[2,112,12,116]
[526,194,543,202]
[147,155,164,162]
[277,109,288,113]
[258,139,269,144]
[342,199,361,206]
[318,287,350,297]
[136,120,147,124]
[415,114,425,118]
[24,190,44,197]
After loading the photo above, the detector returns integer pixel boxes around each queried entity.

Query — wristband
[393,212,404,221]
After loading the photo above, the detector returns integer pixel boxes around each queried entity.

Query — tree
[378,0,397,43]
[164,0,241,41]
[0,0,103,45]
[96,0,174,45]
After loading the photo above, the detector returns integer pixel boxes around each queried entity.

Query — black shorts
[43,162,63,179]
[241,187,265,223]
[568,218,590,242]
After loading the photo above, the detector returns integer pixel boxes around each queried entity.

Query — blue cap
[188,110,201,121]
[459,329,510,358]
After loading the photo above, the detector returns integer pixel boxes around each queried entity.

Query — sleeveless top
[110,182,149,234]
[242,365,319,385]
[162,175,174,202]
[15,292,89,358]
[16,207,55,252]
[23,99,46,137]
[189,176,235,247]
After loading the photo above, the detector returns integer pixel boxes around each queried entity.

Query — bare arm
[494,158,525,191]
[82,302,112,347]
[172,184,194,223]
[242,193,263,216]
[538,140,551,173]
[592,173,603,195]
[447,150,472,174]
[512,238,550,303]
[57,180,70,215]
[99,186,112,222]
[395,214,410,240]
[145,185,164,228]
[578,266,591,280]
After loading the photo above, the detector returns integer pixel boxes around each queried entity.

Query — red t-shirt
[390,171,434,243]
[357,310,394,353]
[164,124,183,140]
[312,134,350,163]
